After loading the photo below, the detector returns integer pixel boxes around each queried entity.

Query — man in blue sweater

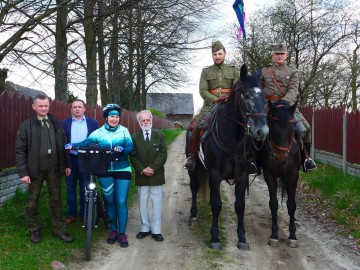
[62,99,99,223]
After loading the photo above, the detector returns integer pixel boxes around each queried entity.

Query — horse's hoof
[267,238,279,247]
[287,239,298,248]
[237,241,250,250]
[188,217,197,226]
[209,242,221,250]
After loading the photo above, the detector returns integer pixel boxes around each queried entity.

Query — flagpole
[243,35,246,65]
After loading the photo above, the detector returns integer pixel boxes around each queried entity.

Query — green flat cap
[272,43,287,53]
[212,41,225,52]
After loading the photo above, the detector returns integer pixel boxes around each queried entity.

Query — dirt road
[68,133,360,270]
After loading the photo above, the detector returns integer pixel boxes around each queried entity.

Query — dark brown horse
[257,100,301,248]
[186,64,269,250]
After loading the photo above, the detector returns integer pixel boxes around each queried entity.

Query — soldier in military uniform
[260,42,316,172]
[184,41,239,171]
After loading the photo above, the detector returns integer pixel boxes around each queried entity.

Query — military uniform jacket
[130,129,167,186]
[260,63,299,105]
[199,63,239,115]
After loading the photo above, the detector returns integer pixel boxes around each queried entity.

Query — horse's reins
[208,91,267,187]
[210,98,266,159]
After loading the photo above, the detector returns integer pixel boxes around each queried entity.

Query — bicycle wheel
[85,192,94,261]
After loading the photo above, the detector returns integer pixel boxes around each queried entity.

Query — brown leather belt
[209,88,232,94]
[265,95,284,101]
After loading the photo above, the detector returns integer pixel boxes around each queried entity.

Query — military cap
[212,41,225,52]
[271,43,287,53]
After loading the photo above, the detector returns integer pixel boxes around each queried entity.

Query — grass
[0,129,183,270]
[160,128,184,145]
[300,162,360,241]
[190,183,235,269]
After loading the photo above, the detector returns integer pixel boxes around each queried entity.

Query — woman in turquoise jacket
[68,104,133,248]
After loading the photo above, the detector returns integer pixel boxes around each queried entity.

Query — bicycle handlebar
[71,146,113,154]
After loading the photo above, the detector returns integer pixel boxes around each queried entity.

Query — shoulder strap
[269,68,285,96]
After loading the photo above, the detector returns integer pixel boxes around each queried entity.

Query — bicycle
[72,145,114,260]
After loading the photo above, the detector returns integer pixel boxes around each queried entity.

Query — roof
[12,84,47,98]
[5,82,47,99]
[147,93,194,115]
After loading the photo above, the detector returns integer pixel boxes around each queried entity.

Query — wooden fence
[0,91,174,171]
[301,105,360,166]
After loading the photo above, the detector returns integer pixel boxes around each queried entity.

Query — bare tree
[0,1,69,63]
[239,0,359,109]
[116,0,217,110]
[1,0,220,108]
[341,18,360,110]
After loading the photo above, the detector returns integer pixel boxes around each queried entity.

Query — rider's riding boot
[185,156,196,171]
[185,128,200,171]
[185,137,199,171]
[302,142,317,172]
[199,104,218,130]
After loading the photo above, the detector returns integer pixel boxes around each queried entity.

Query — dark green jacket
[16,114,71,178]
[130,129,167,186]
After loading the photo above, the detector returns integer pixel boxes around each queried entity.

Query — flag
[233,0,246,40]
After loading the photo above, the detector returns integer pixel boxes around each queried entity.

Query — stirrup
[249,162,259,175]
[304,158,317,172]
[184,157,196,171]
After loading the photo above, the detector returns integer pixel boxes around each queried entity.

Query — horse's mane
[232,71,260,94]
[240,73,260,90]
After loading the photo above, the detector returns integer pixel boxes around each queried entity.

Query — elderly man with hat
[260,42,317,172]
[184,40,239,171]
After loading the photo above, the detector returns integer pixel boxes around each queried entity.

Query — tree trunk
[83,0,97,105]
[53,0,68,102]
[107,0,119,105]
[97,0,107,106]
[126,8,135,110]
[350,46,359,110]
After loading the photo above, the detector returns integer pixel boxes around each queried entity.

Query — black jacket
[16,113,71,178]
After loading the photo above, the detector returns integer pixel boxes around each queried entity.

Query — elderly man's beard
[141,123,152,131]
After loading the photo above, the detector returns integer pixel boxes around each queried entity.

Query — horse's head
[231,64,269,141]
[268,100,297,161]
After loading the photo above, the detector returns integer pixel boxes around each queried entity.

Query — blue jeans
[65,156,90,217]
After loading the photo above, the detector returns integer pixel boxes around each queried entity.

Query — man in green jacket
[184,40,239,171]
[130,110,167,242]
[16,95,73,243]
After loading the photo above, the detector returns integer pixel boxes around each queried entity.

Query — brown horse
[257,100,301,248]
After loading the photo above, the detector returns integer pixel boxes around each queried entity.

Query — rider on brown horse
[260,42,316,172]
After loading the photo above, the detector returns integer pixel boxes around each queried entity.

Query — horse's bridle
[210,96,267,159]
[268,109,295,161]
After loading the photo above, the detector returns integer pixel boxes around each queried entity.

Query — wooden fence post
[311,109,315,158]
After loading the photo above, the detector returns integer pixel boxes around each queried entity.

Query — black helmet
[103,103,121,119]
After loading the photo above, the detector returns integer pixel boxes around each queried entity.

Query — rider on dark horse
[184,40,240,171]
[260,42,316,172]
